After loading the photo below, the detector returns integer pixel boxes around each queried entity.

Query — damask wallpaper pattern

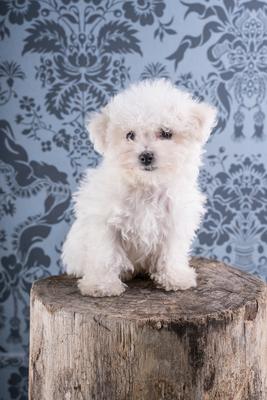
[0,0,267,398]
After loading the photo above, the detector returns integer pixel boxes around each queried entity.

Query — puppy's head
[88,79,217,184]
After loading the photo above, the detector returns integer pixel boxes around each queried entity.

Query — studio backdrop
[1,0,267,398]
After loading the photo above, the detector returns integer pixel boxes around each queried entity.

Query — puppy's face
[106,119,192,182]
[88,80,217,184]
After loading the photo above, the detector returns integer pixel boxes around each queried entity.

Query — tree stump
[29,257,267,400]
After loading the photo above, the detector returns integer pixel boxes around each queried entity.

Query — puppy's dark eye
[126,131,135,141]
[160,128,173,139]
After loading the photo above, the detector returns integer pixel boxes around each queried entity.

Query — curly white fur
[62,79,217,297]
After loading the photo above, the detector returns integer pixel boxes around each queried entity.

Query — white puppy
[62,79,217,297]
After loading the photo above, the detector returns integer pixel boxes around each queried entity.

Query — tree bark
[29,257,267,400]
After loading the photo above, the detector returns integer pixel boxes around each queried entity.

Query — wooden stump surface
[29,257,267,400]
[32,257,265,322]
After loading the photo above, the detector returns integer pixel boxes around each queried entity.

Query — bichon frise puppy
[62,79,217,297]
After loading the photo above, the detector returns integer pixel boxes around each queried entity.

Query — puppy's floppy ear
[191,101,217,143]
[87,106,109,154]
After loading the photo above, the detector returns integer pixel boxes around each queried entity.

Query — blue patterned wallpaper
[1,0,267,398]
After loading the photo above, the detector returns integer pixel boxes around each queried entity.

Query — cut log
[29,257,267,400]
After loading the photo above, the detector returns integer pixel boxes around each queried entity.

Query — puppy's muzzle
[138,151,154,167]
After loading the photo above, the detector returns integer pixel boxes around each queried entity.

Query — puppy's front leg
[79,241,133,297]
[78,270,127,298]
[151,234,197,291]
[63,220,133,297]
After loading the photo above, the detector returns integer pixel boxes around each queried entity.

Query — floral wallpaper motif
[0,1,266,398]
[197,150,267,276]
[168,0,267,140]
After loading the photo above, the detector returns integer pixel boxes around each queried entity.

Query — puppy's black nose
[138,151,154,166]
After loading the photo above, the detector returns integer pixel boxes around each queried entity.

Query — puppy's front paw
[152,266,197,291]
[78,277,127,297]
